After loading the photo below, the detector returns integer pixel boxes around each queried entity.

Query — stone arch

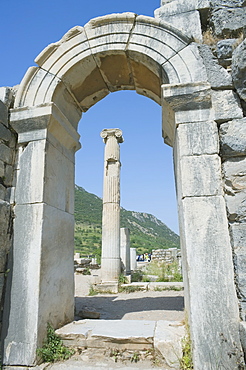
[14,13,207,144]
[2,12,242,369]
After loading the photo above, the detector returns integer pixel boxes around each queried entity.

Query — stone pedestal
[120,227,131,275]
[100,129,123,283]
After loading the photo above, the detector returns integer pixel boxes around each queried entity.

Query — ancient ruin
[0,0,246,368]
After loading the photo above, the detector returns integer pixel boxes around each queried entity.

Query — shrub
[37,323,74,363]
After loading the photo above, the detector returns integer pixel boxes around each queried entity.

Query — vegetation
[179,319,193,370]
[88,285,98,296]
[143,260,183,282]
[118,285,145,293]
[74,185,180,258]
[37,323,74,363]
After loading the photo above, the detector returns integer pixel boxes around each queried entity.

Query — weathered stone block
[223,156,246,193]
[232,39,246,102]
[154,320,185,368]
[225,191,246,222]
[0,184,7,200]
[211,7,246,37]
[0,101,8,127]
[0,273,4,300]
[4,164,13,187]
[220,118,246,157]
[217,39,237,59]
[0,87,14,108]
[239,321,246,356]
[223,157,246,221]
[0,160,4,178]
[15,140,46,205]
[176,121,219,156]
[197,44,232,89]
[212,0,246,8]
[179,154,223,197]
[157,0,210,15]
[0,143,13,165]
[0,122,11,143]
[230,224,246,320]
[212,90,243,122]
[179,195,242,368]
[43,141,75,214]
[3,203,74,365]
[155,9,202,41]
[0,201,11,271]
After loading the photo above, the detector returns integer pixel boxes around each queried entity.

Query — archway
[2,13,241,369]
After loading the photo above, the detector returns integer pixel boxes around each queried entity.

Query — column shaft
[100,129,123,283]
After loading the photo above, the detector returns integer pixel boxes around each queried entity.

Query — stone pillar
[162,82,243,369]
[120,227,131,275]
[100,129,123,283]
[130,248,137,271]
[2,103,80,366]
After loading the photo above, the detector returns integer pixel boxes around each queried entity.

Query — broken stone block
[230,223,246,320]
[217,39,237,59]
[232,39,246,102]
[0,143,13,165]
[77,310,100,319]
[210,7,246,37]
[212,0,246,7]
[197,44,232,88]
[154,320,185,368]
[155,9,202,41]
[212,90,243,122]
[220,118,246,157]
[0,101,8,127]
[223,157,246,221]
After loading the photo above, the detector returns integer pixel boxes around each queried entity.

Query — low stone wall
[0,87,17,349]
[151,248,180,263]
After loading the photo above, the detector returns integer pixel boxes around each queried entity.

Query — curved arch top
[14,12,207,129]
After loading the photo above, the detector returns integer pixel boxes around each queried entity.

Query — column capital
[100,128,124,144]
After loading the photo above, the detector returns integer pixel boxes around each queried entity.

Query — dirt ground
[74,271,185,322]
[33,272,185,369]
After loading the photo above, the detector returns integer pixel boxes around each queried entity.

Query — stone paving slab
[56,320,156,349]
[54,319,184,368]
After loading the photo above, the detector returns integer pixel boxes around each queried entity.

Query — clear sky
[0,0,179,234]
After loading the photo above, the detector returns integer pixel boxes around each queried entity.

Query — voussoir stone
[220,118,246,157]
[232,39,246,102]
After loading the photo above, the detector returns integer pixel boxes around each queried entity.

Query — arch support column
[162,82,243,369]
[2,103,80,366]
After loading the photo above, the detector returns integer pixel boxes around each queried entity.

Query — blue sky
[0,0,179,234]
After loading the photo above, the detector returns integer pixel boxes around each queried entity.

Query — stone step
[56,319,185,368]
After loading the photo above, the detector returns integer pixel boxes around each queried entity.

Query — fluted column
[100,128,123,282]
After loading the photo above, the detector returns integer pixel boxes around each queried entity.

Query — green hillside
[74,185,180,258]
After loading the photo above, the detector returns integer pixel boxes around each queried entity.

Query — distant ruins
[0,0,246,368]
